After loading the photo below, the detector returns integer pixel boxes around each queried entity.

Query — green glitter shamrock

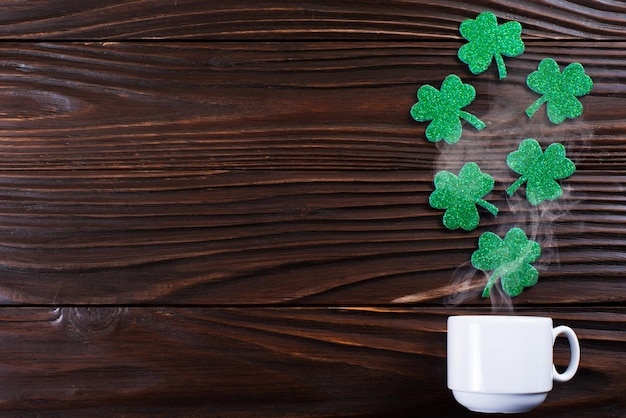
[429,162,498,231]
[458,11,525,80]
[471,227,541,297]
[506,138,576,205]
[525,58,593,124]
[410,74,485,144]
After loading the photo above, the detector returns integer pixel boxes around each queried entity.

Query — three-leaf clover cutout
[410,74,485,144]
[458,11,525,80]
[525,58,593,124]
[429,162,498,231]
[506,138,576,205]
[471,227,541,297]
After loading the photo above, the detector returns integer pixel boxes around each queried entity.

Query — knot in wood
[65,307,126,333]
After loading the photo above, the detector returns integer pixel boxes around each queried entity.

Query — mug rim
[448,314,551,322]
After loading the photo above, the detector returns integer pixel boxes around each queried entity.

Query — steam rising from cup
[433,81,589,310]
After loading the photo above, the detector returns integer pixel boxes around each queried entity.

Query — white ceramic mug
[447,315,580,413]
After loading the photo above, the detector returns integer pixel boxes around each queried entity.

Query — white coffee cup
[447,315,580,413]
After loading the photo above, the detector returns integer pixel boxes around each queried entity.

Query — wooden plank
[0,41,623,304]
[0,169,623,305]
[0,1,625,40]
[0,41,622,171]
[0,306,621,417]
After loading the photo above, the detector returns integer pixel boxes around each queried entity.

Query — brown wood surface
[0,1,625,40]
[0,307,622,417]
[0,41,625,306]
[0,1,622,416]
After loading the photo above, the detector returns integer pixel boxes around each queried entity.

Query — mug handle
[552,325,580,382]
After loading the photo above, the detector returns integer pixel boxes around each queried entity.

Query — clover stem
[494,53,507,80]
[482,273,500,298]
[506,176,527,197]
[525,96,547,119]
[477,199,498,217]
[459,111,486,131]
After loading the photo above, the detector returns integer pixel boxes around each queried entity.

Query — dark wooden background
[0,1,623,416]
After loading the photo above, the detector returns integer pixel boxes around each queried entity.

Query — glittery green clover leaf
[458,11,524,80]
[471,227,541,298]
[525,58,593,124]
[506,138,576,206]
[429,162,498,231]
[410,74,486,144]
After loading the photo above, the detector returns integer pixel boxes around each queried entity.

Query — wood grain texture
[0,1,622,416]
[0,41,622,171]
[0,168,624,306]
[0,1,626,40]
[0,307,622,417]
[0,41,623,305]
